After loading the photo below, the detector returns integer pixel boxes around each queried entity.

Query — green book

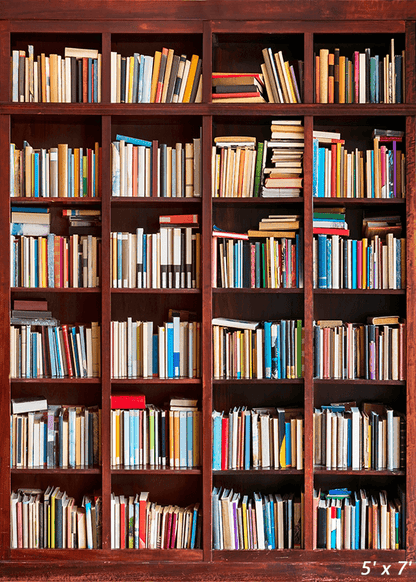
[253,141,264,197]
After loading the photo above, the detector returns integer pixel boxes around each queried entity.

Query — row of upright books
[11,398,101,469]
[212,317,304,380]
[10,487,102,549]
[315,39,404,103]
[110,395,200,469]
[10,310,101,379]
[260,48,303,104]
[312,129,405,198]
[111,134,201,197]
[212,487,303,550]
[313,316,406,381]
[111,216,200,289]
[111,492,201,549]
[111,50,202,104]
[314,487,405,550]
[314,402,405,471]
[10,142,101,198]
[111,311,201,379]
[212,406,303,471]
[212,215,303,289]
[11,46,101,103]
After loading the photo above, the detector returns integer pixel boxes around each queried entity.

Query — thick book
[11,396,47,414]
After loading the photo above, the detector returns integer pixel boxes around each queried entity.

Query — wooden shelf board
[111,378,201,385]
[214,378,303,384]
[213,288,303,294]
[314,468,406,476]
[11,467,101,474]
[11,287,100,293]
[214,469,303,475]
[111,467,202,474]
[11,378,101,384]
[111,288,201,294]
[10,197,101,205]
[314,289,405,295]
[314,379,405,385]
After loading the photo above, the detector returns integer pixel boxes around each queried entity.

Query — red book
[159,214,199,225]
[165,510,173,549]
[330,143,336,197]
[221,416,229,470]
[61,325,74,377]
[139,492,149,548]
[17,497,23,548]
[212,91,261,99]
[60,236,64,287]
[313,227,350,236]
[110,394,146,409]
[120,497,126,549]
[83,57,88,103]
[354,51,359,104]
[54,235,60,288]
[357,240,362,289]
[170,510,178,548]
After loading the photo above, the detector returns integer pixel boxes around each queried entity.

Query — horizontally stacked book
[212,317,303,380]
[111,134,201,198]
[111,49,201,103]
[111,310,200,379]
[10,141,101,198]
[313,210,405,290]
[315,38,404,103]
[11,208,101,289]
[314,402,405,471]
[314,316,406,380]
[10,300,101,379]
[110,395,201,469]
[312,129,405,198]
[11,396,101,469]
[111,214,200,289]
[260,120,304,198]
[212,406,303,471]
[10,488,101,549]
[110,492,201,549]
[314,487,405,550]
[212,215,303,289]
[212,487,303,550]
[11,46,101,103]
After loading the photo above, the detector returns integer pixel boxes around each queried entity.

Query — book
[11,396,47,414]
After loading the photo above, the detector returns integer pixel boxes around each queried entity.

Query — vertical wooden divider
[303,115,314,551]
[100,27,112,552]
[202,18,213,561]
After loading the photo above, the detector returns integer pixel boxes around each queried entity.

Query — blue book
[395,54,402,103]
[370,56,376,103]
[312,138,319,196]
[116,134,152,148]
[11,206,48,213]
[172,314,180,378]
[152,334,158,377]
[93,59,98,103]
[280,320,286,379]
[88,58,92,103]
[354,491,360,549]
[388,149,394,198]
[326,237,332,289]
[318,234,327,288]
[70,327,80,378]
[179,411,187,467]
[134,497,140,548]
[374,55,379,103]
[264,500,273,549]
[34,238,38,287]
[350,497,356,549]
[244,412,251,469]
[53,326,64,378]
[137,55,144,103]
[142,234,147,286]
[318,148,326,197]
[190,504,199,549]
[351,240,357,289]
[396,239,401,288]
[285,422,291,467]
[123,410,130,467]
[212,411,222,470]
[212,486,222,549]
[47,326,57,378]
[275,323,281,379]
[255,241,261,287]
[268,495,276,549]
[263,321,272,378]
[343,239,348,288]
[166,322,174,379]
[187,411,193,468]
[34,151,39,197]
[129,410,135,466]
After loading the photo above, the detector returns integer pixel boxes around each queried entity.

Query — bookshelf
[1,0,416,579]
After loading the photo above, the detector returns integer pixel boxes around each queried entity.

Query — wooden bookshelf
[1,1,416,580]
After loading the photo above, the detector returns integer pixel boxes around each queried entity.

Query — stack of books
[212,487,303,550]
[211,136,261,198]
[63,209,101,236]
[314,402,405,471]
[212,317,304,380]
[212,406,303,470]
[111,311,201,379]
[111,214,200,289]
[110,395,201,469]
[212,72,266,103]
[10,488,102,549]
[312,128,405,198]
[110,492,201,549]
[313,316,406,380]
[11,46,101,103]
[314,487,405,550]
[261,48,303,103]
[10,142,101,198]
[313,211,405,290]
[11,231,100,289]
[260,120,304,198]
[315,39,405,103]
[313,207,349,237]
[11,398,101,469]
[10,314,101,379]
[111,133,201,198]
[111,49,202,103]
[212,216,303,289]
[11,206,50,237]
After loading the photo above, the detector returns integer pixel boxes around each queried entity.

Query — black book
[12,310,52,319]
[71,57,77,103]
[365,48,371,103]
[334,48,340,103]
[317,502,327,548]
[243,240,251,288]
[166,55,180,103]
[213,84,259,94]
[77,59,83,103]
[120,57,126,103]
[395,54,402,103]
[180,229,186,289]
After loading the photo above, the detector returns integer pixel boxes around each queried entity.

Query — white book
[152,232,158,289]
[138,146,146,197]
[351,407,361,470]
[143,55,153,103]
[111,52,117,103]
[359,53,366,103]
[178,59,191,103]
[173,228,181,289]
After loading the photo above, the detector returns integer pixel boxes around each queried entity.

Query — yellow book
[74,149,79,197]
[241,495,249,549]
[51,487,60,548]
[128,56,135,103]
[49,53,58,103]
[280,434,286,468]
[174,411,180,468]
[336,142,342,197]
[348,60,353,103]
[182,54,199,103]
[150,50,162,103]
[319,48,329,103]
[58,143,68,197]
[41,237,47,287]
[339,56,345,103]
[362,238,367,289]
[284,60,297,103]
[115,410,120,465]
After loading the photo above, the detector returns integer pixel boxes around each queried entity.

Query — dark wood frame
[0,2,415,580]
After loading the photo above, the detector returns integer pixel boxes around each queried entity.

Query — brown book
[13,299,48,311]
[259,221,300,230]
[247,230,296,239]
[367,316,400,325]
[58,144,68,197]
[49,54,59,103]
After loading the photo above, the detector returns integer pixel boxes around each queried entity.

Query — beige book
[260,63,275,103]
[185,142,194,197]
[319,49,329,103]
[161,48,175,103]
[57,143,68,197]
[77,508,87,549]
[65,47,98,59]
[49,53,58,102]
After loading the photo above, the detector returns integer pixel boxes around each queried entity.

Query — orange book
[155,47,169,103]
[174,411,180,468]
[183,55,199,103]
[58,143,68,197]
[49,54,58,103]
[328,53,334,103]
[315,55,320,103]
[150,51,162,103]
